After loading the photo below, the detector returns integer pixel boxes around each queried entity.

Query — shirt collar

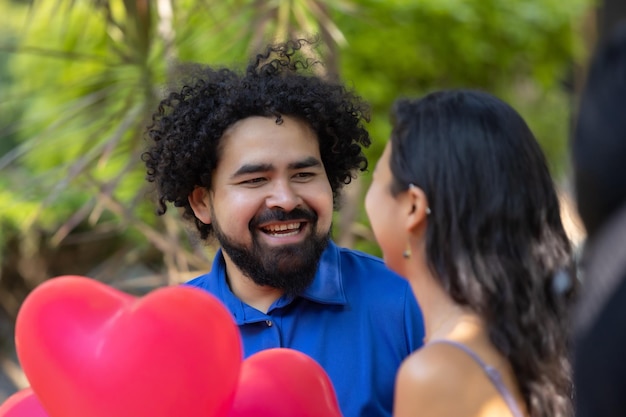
[299,240,348,305]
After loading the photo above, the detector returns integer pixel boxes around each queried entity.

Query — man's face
[191,115,334,295]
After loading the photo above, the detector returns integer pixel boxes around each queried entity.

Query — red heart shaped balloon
[229,348,343,417]
[15,276,242,417]
[0,388,48,417]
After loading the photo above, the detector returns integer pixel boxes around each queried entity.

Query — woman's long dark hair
[389,90,575,417]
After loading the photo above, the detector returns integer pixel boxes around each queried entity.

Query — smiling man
[188,115,332,310]
[143,39,424,417]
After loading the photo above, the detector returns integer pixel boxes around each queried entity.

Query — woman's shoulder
[394,342,524,417]
[394,344,471,415]
[398,342,469,387]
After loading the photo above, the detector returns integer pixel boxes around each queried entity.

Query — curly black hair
[389,90,576,417]
[143,39,370,240]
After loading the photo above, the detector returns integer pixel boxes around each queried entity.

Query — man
[143,39,424,417]
[572,23,626,417]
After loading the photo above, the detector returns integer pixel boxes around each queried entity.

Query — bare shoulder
[394,344,469,417]
[394,342,521,417]
[398,342,471,382]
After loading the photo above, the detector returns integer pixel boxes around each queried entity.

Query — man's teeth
[263,223,301,235]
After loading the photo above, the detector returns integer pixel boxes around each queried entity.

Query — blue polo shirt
[187,240,424,417]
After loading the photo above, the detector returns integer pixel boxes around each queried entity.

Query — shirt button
[266,320,273,327]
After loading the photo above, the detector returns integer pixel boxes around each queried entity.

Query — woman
[365,90,575,417]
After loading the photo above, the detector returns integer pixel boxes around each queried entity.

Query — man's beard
[212,207,330,297]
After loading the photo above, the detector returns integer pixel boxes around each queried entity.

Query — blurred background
[0,0,618,401]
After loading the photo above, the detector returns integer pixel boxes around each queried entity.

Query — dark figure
[572,22,626,417]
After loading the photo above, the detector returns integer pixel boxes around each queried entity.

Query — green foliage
[335,0,589,174]
[0,0,594,281]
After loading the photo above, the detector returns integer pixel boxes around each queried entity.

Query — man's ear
[406,184,430,232]
[188,187,212,225]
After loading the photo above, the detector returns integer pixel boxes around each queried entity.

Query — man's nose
[266,180,301,211]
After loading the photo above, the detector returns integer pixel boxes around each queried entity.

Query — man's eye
[294,172,314,179]
[241,177,266,185]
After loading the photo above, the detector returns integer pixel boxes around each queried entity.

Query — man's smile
[260,222,304,237]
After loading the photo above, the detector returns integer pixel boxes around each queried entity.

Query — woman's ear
[188,187,212,225]
[406,184,430,232]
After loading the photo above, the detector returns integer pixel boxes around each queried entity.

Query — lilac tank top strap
[429,339,525,417]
